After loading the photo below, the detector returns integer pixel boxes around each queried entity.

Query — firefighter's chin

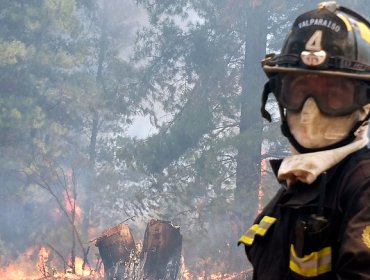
[286,98,363,150]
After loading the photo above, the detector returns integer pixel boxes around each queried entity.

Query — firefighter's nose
[300,98,320,124]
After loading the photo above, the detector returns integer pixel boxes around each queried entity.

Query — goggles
[279,74,370,116]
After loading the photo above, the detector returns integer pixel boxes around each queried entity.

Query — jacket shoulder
[339,147,370,195]
[345,147,370,179]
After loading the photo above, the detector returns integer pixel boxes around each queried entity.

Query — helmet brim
[263,65,370,81]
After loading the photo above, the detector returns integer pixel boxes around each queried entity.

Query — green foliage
[134,96,214,173]
[0,41,27,65]
[0,0,145,268]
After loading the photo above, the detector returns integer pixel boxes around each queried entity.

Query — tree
[124,0,267,272]
[0,1,97,266]
[0,0,144,264]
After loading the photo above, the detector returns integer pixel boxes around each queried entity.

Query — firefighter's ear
[359,103,370,119]
[363,103,370,113]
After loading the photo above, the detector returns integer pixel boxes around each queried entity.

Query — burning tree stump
[140,219,182,280]
[95,224,136,280]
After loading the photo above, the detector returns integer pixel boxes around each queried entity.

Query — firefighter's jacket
[239,147,370,279]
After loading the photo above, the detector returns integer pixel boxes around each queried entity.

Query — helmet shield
[282,9,354,60]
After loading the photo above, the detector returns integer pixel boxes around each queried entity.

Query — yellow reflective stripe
[238,235,254,246]
[238,216,276,246]
[337,14,352,31]
[239,224,259,245]
[260,216,276,224]
[290,261,331,277]
[357,22,370,43]
[337,14,370,43]
[258,216,276,235]
[289,244,332,277]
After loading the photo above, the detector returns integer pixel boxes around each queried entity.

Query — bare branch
[46,243,67,272]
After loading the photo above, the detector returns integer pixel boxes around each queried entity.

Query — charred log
[141,219,182,280]
[95,224,136,280]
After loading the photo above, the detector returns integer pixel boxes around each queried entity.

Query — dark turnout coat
[239,147,370,280]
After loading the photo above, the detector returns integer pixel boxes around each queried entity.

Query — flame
[256,145,268,215]
[70,256,91,276]
[0,262,34,280]
[0,244,246,280]
[0,246,41,280]
[0,245,104,280]
[63,191,83,221]
[179,258,248,280]
[88,227,98,238]
[0,171,104,279]
[179,271,247,280]
[63,169,83,221]
[52,207,63,220]
[36,246,50,276]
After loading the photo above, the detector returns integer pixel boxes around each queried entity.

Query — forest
[0,0,369,279]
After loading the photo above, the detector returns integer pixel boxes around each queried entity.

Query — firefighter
[238,2,370,279]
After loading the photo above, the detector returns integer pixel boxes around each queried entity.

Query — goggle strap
[261,81,272,122]
[339,6,370,29]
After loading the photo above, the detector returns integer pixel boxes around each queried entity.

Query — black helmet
[260,1,370,153]
[263,1,370,80]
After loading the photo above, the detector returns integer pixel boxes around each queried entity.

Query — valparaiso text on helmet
[261,1,370,153]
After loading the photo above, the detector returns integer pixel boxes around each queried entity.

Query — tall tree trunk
[90,0,108,166]
[236,1,268,216]
[232,1,268,270]
[83,0,108,240]
[89,111,99,165]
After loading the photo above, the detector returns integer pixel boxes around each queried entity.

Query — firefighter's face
[284,75,370,149]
